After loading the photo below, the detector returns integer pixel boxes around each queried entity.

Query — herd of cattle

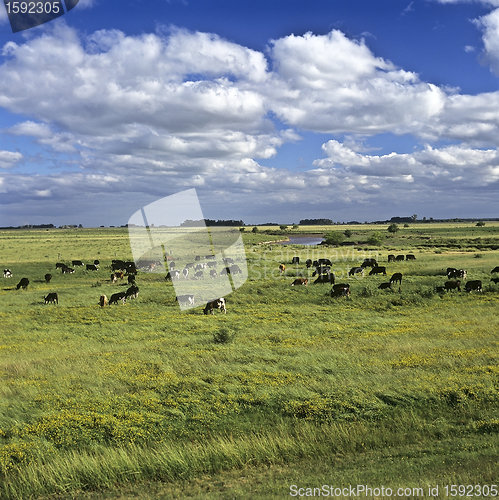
[282,254,494,297]
[4,252,498,310]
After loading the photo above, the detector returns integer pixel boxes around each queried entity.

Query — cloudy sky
[1,0,499,226]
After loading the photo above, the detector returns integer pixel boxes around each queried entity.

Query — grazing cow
[55,262,66,269]
[44,292,58,304]
[125,262,137,275]
[72,260,84,266]
[445,280,461,292]
[395,255,405,261]
[207,261,217,268]
[331,283,350,297]
[210,269,218,278]
[306,259,313,268]
[172,270,180,280]
[94,260,100,266]
[446,267,458,276]
[111,260,126,271]
[291,257,300,264]
[195,263,207,271]
[110,273,117,283]
[125,285,139,299]
[3,269,12,278]
[229,264,242,275]
[369,266,387,276]
[176,294,194,306]
[205,255,216,260]
[204,297,226,315]
[169,261,176,270]
[114,271,124,280]
[16,278,29,290]
[99,295,108,307]
[465,280,482,293]
[491,266,499,274]
[61,267,74,274]
[291,278,308,286]
[447,268,466,279]
[279,264,286,275]
[312,265,331,277]
[349,267,363,277]
[127,275,136,284]
[491,278,499,284]
[317,258,332,266]
[387,254,396,263]
[45,273,52,283]
[389,273,403,285]
[182,268,189,279]
[223,257,235,265]
[314,274,335,284]
[361,258,378,268]
[86,264,99,271]
[195,255,201,261]
[378,282,392,290]
[194,271,204,279]
[109,292,126,305]
[406,254,416,260]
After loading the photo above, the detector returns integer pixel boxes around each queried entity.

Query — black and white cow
[331,283,350,297]
[3,269,12,278]
[125,285,139,299]
[203,297,226,314]
[86,264,99,271]
[465,280,482,293]
[176,294,194,306]
[109,292,126,305]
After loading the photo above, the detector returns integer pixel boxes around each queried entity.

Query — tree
[387,223,400,233]
[292,224,299,229]
[239,227,245,232]
[252,226,259,233]
[344,229,353,238]
[476,221,486,227]
[411,214,418,221]
[324,231,345,245]
[280,225,288,231]
[368,231,384,246]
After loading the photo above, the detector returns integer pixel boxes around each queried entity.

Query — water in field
[278,236,324,246]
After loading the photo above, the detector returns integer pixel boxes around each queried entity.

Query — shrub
[252,227,259,233]
[387,224,400,233]
[323,231,345,245]
[344,229,353,238]
[213,328,237,344]
[367,231,384,246]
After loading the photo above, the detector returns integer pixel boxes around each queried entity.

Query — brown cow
[445,280,461,292]
[99,295,108,307]
[291,278,308,286]
[279,264,286,275]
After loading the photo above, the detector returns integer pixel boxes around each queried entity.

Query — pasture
[1,224,499,499]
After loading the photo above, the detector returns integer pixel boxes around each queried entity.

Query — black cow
[389,273,402,285]
[491,266,499,273]
[72,260,84,266]
[204,297,226,315]
[378,282,392,290]
[491,278,499,284]
[127,275,136,284]
[205,255,216,260]
[55,262,66,269]
[445,280,461,292]
[223,258,235,265]
[111,260,127,271]
[387,254,396,263]
[229,264,242,274]
[317,258,332,266]
[369,266,387,276]
[109,292,126,305]
[125,285,139,299]
[61,267,74,274]
[395,255,405,261]
[44,292,58,304]
[406,254,416,260]
[16,278,29,290]
[312,265,331,277]
[331,283,350,297]
[86,264,99,271]
[361,258,378,268]
[314,274,335,284]
[465,280,482,293]
[210,269,218,278]
[207,261,217,268]
[306,259,313,268]
[94,260,100,266]
[349,267,363,277]
[291,257,300,264]
[45,273,52,283]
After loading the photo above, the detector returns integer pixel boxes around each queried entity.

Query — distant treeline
[299,219,334,225]
[180,219,245,227]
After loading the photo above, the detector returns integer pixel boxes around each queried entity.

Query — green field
[1,224,499,499]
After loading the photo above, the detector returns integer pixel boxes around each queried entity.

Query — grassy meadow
[1,224,499,499]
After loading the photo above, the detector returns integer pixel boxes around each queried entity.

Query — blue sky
[1,0,499,226]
